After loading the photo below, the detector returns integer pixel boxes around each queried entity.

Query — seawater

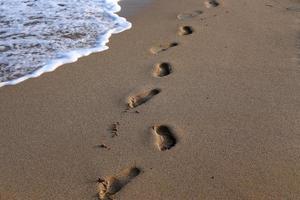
[0,0,131,87]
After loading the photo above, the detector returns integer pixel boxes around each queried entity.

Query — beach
[0,0,300,199]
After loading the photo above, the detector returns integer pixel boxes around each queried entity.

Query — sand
[0,0,300,199]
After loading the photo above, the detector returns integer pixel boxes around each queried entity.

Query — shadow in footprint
[97,167,141,200]
[153,63,172,77]
[177,10,203,20]
[150,42,178,55]
[178,26,194,36]
[205,0,220,8]
[127,88,161,109]
[152,125,177,151]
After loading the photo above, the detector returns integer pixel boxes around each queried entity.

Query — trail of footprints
[96,1,221,199]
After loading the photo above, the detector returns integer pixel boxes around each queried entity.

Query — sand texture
[0,0,300,199]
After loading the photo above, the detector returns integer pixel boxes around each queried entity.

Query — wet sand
[0,0,300,199]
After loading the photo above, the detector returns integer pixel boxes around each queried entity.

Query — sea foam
[0,0,131,87]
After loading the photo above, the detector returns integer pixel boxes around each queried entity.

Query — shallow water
[0,0,131,86]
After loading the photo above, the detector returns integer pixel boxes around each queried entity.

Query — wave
[0,0,131,87]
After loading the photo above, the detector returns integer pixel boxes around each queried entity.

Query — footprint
[108,122,120,138]
[98,144,110,150]
[177,10,203,20]
[150,42,178,55]
[97,167,141,200]
[152,125,177,151]
[287,6,300,12]
[204,0,220,8]
[153,62,172,77]
[178,26,194,36]
[127,88,161,109]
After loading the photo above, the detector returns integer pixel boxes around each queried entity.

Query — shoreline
[0,0,150,88]
[0,0,300,199]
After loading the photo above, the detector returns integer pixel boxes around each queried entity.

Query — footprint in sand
[150,42,178,55]
[97,167,141,200]
[153,62,172,77]
[204,0,220,8]
[177,10,203,20]
[127,88,161,109]
[178,26,194,36]
[287,6,300,12]
[108,122,120,138]
[152,125,177,151]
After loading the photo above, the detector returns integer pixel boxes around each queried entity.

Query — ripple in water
[0,0,131,86]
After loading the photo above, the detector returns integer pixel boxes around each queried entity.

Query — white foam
[0,0,131,87]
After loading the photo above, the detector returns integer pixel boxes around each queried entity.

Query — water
[0,0,131,87]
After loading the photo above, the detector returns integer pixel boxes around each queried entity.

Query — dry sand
[1,0,300,199]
